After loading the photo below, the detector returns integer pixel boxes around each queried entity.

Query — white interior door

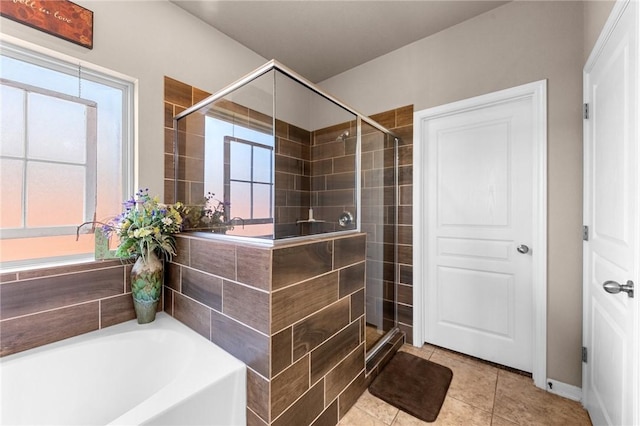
[583,1,639,425]
[419,83,546,373]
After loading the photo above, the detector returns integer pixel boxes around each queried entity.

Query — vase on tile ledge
[130,250,163,324]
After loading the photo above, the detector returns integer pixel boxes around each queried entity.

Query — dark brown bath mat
[369,351,453,422]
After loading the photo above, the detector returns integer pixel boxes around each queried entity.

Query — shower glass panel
[175,63,359,241]
[361,122,398,352]
[273,70,357,239]
[175,69,276,238]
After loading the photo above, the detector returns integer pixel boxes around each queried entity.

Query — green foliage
[105,189,184,261]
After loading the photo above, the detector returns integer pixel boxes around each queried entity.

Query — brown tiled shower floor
[340,344,592,426]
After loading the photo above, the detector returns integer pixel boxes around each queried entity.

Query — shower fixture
[336,130,350,142]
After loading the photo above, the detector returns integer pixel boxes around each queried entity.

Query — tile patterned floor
[340,344,592,426]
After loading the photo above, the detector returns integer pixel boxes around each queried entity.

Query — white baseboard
[546,379,582,402]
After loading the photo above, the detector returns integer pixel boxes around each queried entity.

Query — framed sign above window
[0,0,93,49]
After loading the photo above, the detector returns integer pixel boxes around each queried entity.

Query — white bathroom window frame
[0,37,135,271]
[0,78,98,239]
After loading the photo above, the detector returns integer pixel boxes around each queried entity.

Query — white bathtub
[0,313,246,426]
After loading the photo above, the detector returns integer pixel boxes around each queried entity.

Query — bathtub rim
[1,313,247,426]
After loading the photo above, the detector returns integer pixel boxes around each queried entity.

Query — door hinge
[582,346,588,363]
[583,225,589,241]
[583,103,589,119]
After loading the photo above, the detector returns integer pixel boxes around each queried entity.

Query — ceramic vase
[130,251,163,324]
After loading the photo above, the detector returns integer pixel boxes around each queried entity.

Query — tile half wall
[165,232,368,426]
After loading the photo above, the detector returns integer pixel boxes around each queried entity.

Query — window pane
[26,162,85,227]
[253,183,272,219]
[230,142,251,181]
[253,147,272,183]
[28,93,87,164]
[82,79,125,222]
[0,85,25,157]
[0,55,79,96]
[0,159,24,228]
[230,181,251,220]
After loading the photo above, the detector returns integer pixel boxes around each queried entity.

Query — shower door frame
[363,132,402,366]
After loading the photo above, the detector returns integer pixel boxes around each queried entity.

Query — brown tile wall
[165,232,367,426]
[270,233,367,425]
[0,260,137,357]
[164,76,212,204]
[274,120,311,238]
[369,106,414,343]
[309,122,358,235]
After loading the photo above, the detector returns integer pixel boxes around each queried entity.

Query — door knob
[603,280,635,298]
[516,244,529,254]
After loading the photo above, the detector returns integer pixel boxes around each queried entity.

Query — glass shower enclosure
[173,60,400,361]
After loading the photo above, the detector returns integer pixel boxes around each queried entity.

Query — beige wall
[320,1,587,387]
[584,0,617,61]
[0,0,266,201]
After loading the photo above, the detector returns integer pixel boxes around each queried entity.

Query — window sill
[0,254,99,274]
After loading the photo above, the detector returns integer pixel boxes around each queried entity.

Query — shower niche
[174,61,401,361]
[174,62,360,241]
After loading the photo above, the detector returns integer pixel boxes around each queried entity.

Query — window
[1,80,98,238]
[198,116,274,237]
[224,136,274,224]
[0,41,134,269]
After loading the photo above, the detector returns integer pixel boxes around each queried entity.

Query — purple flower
[123,198,135,209]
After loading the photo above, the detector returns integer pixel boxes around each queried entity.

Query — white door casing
[583,1,639,425]
[413,81,547,387]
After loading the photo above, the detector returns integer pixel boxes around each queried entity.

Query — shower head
[336,131,350,142]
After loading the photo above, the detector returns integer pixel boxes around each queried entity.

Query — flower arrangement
[106,189,184,261]
[179,192,233,233]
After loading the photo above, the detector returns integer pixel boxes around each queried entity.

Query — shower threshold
[365,326,403,370]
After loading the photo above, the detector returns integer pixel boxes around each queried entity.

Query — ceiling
[171,1,509,82]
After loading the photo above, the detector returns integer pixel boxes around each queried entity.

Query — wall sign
[0,0,93,49]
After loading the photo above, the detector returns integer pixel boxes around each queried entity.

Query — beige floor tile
[398,343,436,360]
[355,390,400,425]
[432,396,492,426]
[341,350,592,426]
[391,410,430,426]
[340,406,390,426]
[431,348,498,375]
[493,370,591,426]
[491,414,518,425]
[429,349,498,412]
